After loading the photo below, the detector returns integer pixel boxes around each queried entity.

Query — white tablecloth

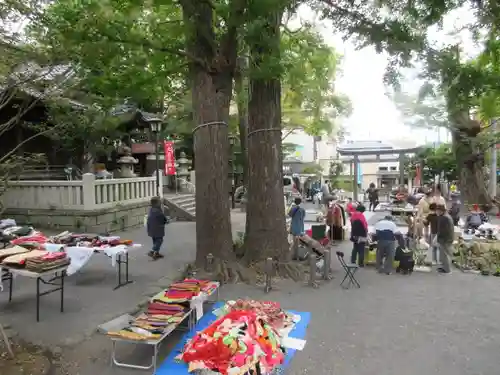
[46,244,141,276]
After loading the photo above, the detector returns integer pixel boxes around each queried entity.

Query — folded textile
[2,250,47,266]
[0,246,29,262]
[25,258,70,273]
[11,235,48,245]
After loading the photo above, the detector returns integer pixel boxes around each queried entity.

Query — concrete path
[0,211,246,347]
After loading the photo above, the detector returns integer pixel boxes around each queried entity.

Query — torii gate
[336,144,422,201]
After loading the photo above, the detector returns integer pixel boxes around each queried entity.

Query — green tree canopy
[281,25,351,137]
[405,144,458,183]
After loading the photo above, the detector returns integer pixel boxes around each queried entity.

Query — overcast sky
[295,5,478,145]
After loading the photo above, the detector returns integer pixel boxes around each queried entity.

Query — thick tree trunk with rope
[235,56,249,189]
[452,113,491,207]
[243,9,292,272]
[181,0,234,268]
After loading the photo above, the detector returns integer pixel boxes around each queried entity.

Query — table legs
[1,269,12,301]
[35,271,65,322]
[114,252,133,290]
[111,340,159,372]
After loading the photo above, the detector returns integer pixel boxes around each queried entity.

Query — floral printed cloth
[179,300,293,375]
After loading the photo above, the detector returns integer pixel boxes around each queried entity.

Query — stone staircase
[164,193,196,221]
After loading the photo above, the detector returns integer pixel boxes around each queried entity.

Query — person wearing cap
[436,204,454,274]
[373,215,400,275]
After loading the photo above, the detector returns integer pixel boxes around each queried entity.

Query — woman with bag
[350,205,368,266]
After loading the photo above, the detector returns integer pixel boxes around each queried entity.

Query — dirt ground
[0,337,53,375]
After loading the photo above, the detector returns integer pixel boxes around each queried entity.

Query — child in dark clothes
[146,196,168,260]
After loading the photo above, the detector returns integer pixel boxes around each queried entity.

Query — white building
[283,129,338,176]
[337,139,419,190]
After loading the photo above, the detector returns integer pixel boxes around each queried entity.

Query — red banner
[163,141,176,176]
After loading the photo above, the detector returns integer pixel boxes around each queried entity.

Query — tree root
[249,259,306,283]
[187,257,307,285]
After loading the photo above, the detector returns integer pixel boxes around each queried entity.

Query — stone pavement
[0,211,246,347]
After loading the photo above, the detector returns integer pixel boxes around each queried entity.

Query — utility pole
[490,119,497,198]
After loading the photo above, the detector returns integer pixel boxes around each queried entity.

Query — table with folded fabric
[10,231,142,290]
[105,279,219,373]
[151,279,220,321]
[0,247,69,322]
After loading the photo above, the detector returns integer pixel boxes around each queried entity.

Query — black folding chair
[336,251,360,289]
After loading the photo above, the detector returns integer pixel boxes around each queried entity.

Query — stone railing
[2,173,162,211]
[176,177,195,194]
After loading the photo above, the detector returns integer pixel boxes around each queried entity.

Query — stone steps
[164,193,196,221]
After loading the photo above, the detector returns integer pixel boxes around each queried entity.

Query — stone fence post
[157,169,164,195]
[82,173,96,210]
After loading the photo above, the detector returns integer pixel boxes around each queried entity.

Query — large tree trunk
[244,10,288,263]
[235,56,249,188]
[452,113,491,206]
[181,0,234,267]
[190,68,233,266]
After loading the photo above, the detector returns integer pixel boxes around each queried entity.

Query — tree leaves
[281,24,351,136]
[405,144,458,182]
[34,0,188,111]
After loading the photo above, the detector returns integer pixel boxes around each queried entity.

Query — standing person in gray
[374,215,399,275]
[436,204,455,274]
[321,182,331,212]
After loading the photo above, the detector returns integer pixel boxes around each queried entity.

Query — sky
[294,5,478,145]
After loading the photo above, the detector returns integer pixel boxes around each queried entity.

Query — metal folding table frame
[1,266,67,322]
[90,248,135,290]
[110,309,194,373]
[112,252,132,290]
[109,283,220,373]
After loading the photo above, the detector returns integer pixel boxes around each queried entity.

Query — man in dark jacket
[147,196,168,260]
[436,204,454,274]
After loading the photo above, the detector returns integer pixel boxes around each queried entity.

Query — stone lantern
[115,145,138,178]
[177,151,191,191]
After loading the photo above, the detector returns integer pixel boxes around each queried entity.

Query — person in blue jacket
[289,197,306,236]
[146,196,168,260]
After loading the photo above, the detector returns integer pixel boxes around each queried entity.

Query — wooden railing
[1,173,162,211]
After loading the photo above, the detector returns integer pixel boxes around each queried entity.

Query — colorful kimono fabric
[179,302,291,375]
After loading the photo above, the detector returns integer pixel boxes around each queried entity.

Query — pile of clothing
[178,300,294,375]
[51,232,133,248]
[107,279,218,341]
[0,219,39,248]
[108,302,190,341]
[1,248,69,272]
[24,251,70,272]
[0,245,30,262]
[152,279,217,304]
